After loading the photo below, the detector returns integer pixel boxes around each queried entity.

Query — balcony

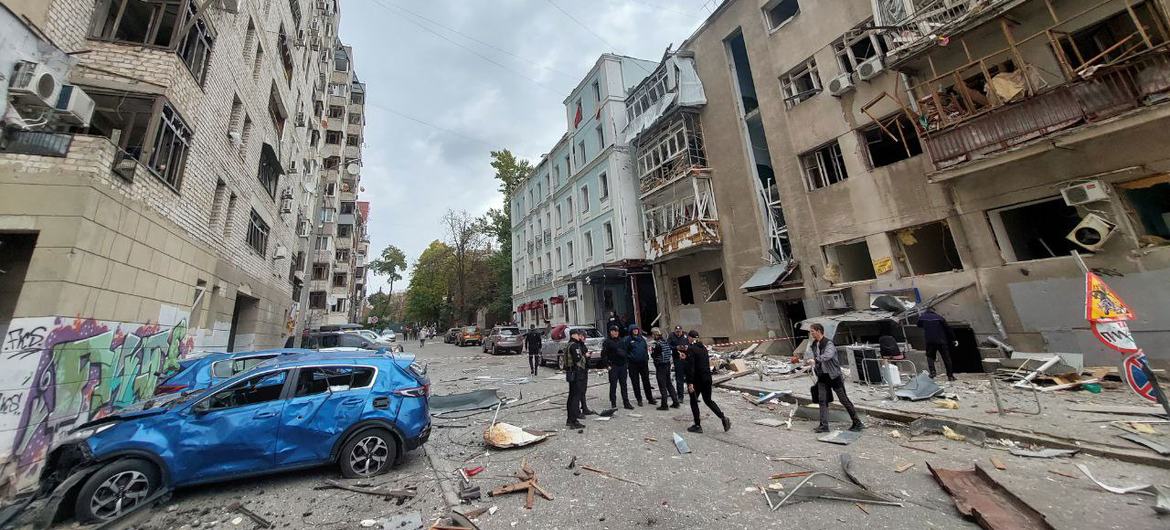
[873,0,1019,61]
[527,240,534,254]
[525,271,553,289]
[543,229,552,245]
[642,176,720,261]
[637,112,709,197]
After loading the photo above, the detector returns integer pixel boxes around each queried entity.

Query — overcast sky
[338,0,718,292]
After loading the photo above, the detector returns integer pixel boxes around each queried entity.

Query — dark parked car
[482,326,523,355]
[42,352,430,523]
[444,328,460,344]
[457,326,483,347]
[306,331,402,352]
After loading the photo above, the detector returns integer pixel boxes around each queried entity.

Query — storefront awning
[740,261,796,291]
[798,310,897,340]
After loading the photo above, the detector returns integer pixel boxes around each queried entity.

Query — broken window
[268,86,287,139]
[203,370,288,410]
[340,201,355,214]
[309,291,326,309]
[825,240,876,283]
[891,221,962,276]
[335,249,349,262]
[676,275,695,305]
[700,269,727,302]
[988,198,1082,262]
[350,91,364,105]
[91,0,180,47]
[348,112,361,123]
[833,28,886,75]
[566,241,575,266]
[346,135,360,147]
[328,105,345,118]
[337,224,352,238]
[763,0,799,30]
[332,272,347,287]
[324,156,340,170]
[1120,176,1170,241]
[580,185,590,213]
[176,0,214,84]
[150,101,192,188]
[861,114,922,168]
[800,141,848,190]
[258,143,282,199]
[603,222,614,251]
[246,209,270,256]
[326,131,342,144]
[278,26,294,83]
[311,263,328,280]
[86,90,191,188]
[780,58,821,108]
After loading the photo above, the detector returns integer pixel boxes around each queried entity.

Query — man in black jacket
[804,323,864,433]
[683,330,731,434]
[650,328,680,410]
[623,325,656,407]
[917,308,958,381]
[524,324,543,376]
[564,328,589,429]
[667,325,688,403]
[602,326,634,409]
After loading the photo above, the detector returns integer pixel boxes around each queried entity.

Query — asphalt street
[89,341,1170,529]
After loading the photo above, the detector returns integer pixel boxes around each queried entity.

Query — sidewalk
[716,370,1170,469]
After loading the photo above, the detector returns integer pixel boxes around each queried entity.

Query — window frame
[780,58,821,109]
[292,365,378,398]
[196,369,290,412]
[246,209,270,256]
[763,0,800,32]
[800,140,848,190]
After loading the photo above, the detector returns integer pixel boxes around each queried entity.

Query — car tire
[556,352,566,371]
[74,458,160,523]
[339,428,399,479]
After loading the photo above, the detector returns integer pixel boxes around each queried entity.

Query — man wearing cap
[623,324,656,407]
[525,324,543,376]
[601,325,634,409]
[683,330,731,434]
[564,328,589,429]
[650,328,680,410]
[667,326,689,402]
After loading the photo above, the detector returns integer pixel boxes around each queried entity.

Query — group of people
[559,324,731,435]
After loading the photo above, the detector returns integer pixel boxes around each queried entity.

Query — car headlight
[61,423,118,445]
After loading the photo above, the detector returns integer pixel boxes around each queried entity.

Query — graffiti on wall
[0,316,193,489]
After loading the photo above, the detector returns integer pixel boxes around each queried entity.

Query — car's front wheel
[340,428,398,478]
[74,458,160,523]
[556,352,566,371]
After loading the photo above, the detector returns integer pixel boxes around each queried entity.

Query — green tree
[489,149,532,200]
[369,244,407,294]
[480,150,531,325]
[403,241,455,325]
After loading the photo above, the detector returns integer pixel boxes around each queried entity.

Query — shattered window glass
[204,370,288,410]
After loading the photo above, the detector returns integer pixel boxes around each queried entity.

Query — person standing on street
[602,326,633,409]
[668,326,689,401]
[650,328,680,410]
[683,330,730,433]
[804,323,864,433]
[525,324,543,376]
[917,308,958,381]
[419,327,427,348]
[623,325,656,407]
[564,328,589,429]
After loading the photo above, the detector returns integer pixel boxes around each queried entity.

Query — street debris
[1076,464,1170,515]
[1118,433,1170,455]
[598,408,618,417]
[579,464,647,487]
[644,436,657,442]
[928,463,1054,529]
[431,390,503,415]
[320,480,417,503]
[933,398,960,409]
[488,461,553,510]
[1048,469,1078,479]
[227,501,274,529]
[483,423,549,449]
[909,418,986,446]
[769,471,811,480]
[673,432,691,454]
[1008,448,1078,459]
[432,509,483,530]
[1069,405,1169,416]
[358,512,424,530]
[753,418,786,427]
[765,472,903,511]
[754,391,790,405]
[818,430,862,446]
[895,463,915,473]
[899,443,937,454]
[839,454,871,491]
[565,456,577,469]
[989,457,1007,470]
[895,371,944,401]
[464,466,485,477]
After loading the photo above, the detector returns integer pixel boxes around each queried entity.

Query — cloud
[341,0,712,293]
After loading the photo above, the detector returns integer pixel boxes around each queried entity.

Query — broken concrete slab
[818,430,862,446]
[483,423,549,449]
[896,371,944,401]
[909,418,987,446]
[431,389,502,415]
[928,463,1054,529]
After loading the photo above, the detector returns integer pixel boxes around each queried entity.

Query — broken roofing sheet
[483,422,548,449]
[928,463,1054,530]
[430,389,502,415]
[896,371,945,401]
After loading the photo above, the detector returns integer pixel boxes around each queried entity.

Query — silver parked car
[482,326,523,355]
[539,325,603,369]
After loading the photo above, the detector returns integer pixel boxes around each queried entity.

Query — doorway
[227,293,260,352]
[0,233,38,340]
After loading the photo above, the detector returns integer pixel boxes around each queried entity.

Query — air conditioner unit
[821,290,852,310]
[9,61,62,109]
[1061,180,1109,206]
[1066,213,1117,252]
[828,73,855,96]
[295,111,305,127]
[280,198,293,214]
[273,245,289,260]
[55,85,95,127]
[856,56,885,81]
[113,157,137,179]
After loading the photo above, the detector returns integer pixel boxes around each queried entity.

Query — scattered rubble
[672,432,691,454]
[928,463,1054,529]
[227,501,273,529]
[483,423,549,449]
[579,464,647,487]
[1008,448,1079,459]
[1076,464,1170,515]
[488,461,553,510]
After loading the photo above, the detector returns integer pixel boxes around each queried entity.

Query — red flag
[573,102,583,128]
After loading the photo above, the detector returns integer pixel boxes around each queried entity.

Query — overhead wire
[543,0,655,75]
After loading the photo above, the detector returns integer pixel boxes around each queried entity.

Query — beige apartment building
[657,0,1170,366]
[0,0,370,494]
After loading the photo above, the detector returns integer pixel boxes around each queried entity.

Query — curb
[717,379,1170,470]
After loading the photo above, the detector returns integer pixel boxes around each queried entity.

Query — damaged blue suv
[43,352,430,523]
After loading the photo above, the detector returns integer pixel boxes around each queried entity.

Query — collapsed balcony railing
[636,113,709,197]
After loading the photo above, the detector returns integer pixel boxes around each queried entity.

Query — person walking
[623,325,656,407]
[601,325,633,409]
[419,327,428,348]
[525,324,543,376]
[564,328,589,429]
[682,330,730,433]
[650,328,680,410]
[917,308,958,381]
[667,325,688,402]
[804,323,864,433]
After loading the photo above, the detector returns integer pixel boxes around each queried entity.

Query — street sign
[369,316,379,324]
[1091,319,1140,354]
[1121,351,1161,403]
[1084,272,1135,322]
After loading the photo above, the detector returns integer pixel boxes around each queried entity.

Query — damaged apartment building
[661,0,1170,366]
[0,0,370,493]
[512,54,661,330]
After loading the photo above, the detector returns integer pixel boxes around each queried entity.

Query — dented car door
[275,365,375,466]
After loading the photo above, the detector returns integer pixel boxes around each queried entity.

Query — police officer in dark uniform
[602,325,634,409]
[667,325,689,402]
[565,328,589,429]
[525,324,543,376]
[684,330,731,434]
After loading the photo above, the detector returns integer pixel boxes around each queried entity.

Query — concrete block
[128,241,153,269]
[94,289,119,319]
[24,247,79,283]
[118,209,141,238]
[132,268,159,299]
[108,234,133,263]
[107,261,137,294]
[56,282,96,318]
[12,282,64,318]
[114,293,142,323]
[76,252,111,287]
